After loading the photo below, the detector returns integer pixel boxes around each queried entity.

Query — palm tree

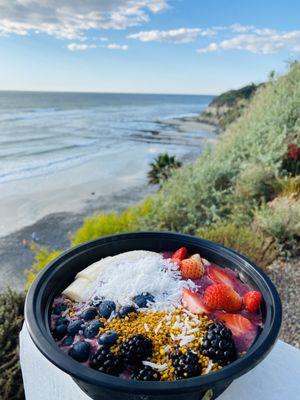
[148,153,182,187]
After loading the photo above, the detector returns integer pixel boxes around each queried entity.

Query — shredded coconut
[142,361,168,371]
[88,253,195,311]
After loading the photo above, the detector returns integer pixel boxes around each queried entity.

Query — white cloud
[0,0,169,39]
[107,43,128,50]
[99,37,108,42]
[197,29,300,54]
[128,27,216,43]
[67,43,97,51]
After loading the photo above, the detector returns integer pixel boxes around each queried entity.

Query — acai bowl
[25,232,282,400]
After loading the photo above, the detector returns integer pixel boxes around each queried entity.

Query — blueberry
[62,336,74,347]
[98,330,119,347]
[118,305,137,318]
[133,293,155,308]
[98,300,116,319]
[80,307,98,321]
[69,341,90,362]
[53,303,67,315]
[53,323,67,340]
[67,320,85,336]
[83,320,104,339]
[56,317,68,326]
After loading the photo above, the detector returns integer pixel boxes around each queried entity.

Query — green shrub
[145,62,300,234]
[197,223,278,268]
[278,176,300,199]
[235,164,277,202]
[26,245,62,289]
[148,153,181,187]
[255,197,300,242]
[0,289,25,400]
[71,198,152,246]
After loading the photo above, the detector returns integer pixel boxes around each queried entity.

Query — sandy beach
[0,117,216,290]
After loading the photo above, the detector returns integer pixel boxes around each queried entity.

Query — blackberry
[200,322,237,366]
[120,334,153,365]
[171,350,201,379]
[90,346,122,376]
[131,366,161,381]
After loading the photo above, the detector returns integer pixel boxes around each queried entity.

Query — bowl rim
[25,231,282,395]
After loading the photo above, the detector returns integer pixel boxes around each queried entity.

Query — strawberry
[204,284,242,312]
[170,247,187,265]
[219,313,255,337]
[181,257,205,279]
[207,265,236,288]
[244,291,262,313]
[181,288,211,315]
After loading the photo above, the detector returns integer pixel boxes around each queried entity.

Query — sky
[0,0,300,94]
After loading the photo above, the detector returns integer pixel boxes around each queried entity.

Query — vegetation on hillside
[199,83,261,130]
[0,289,25,400]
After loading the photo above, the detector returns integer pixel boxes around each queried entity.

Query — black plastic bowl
[25,232,282,400]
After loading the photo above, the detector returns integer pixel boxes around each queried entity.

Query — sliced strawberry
[204,283,242,312]
[181,257,205,280]
[244,291,262,313]
[207,265,236,288]
[219,313,255,337]
[171,247,187,264]
[181,288,211,315]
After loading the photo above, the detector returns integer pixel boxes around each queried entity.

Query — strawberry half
[170,247,187,265]
[181,288,211,315]
[219,313,255,337]
[244,291,262,313]
[207,265,236,288]
[204,283,242,312]
[181,257,205,279]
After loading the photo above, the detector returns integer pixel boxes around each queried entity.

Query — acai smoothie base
[50,249,262,381]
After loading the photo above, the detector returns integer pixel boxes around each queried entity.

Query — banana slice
[76,250,160,281]
[62,277,92,302]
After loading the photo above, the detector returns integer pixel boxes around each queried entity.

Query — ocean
[0,91,213,184]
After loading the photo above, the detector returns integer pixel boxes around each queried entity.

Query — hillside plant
[0,289,25,400]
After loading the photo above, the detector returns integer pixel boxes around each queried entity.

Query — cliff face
[199,83,262,131]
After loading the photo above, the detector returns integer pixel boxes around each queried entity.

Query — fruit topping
[133,293,155,308]
[80,307,98,321]
[67,319,85,336]
[62,336,74,347]
[203,284,243,312]
[170,247,187,264]
[219,313,255,337]
[200,322,237,366]
[120,334,153,365]
[69,340,90,362]
[181,288,211,314]
[244,291,262,313]
[118,305,137,318]
[98,331,119,347]
[181,257,205,279]
[53,323,68,340]
[131,365,161,381]
[98,300,116,319]
[207,265,236,288]
[56,317,68,326]
[171,349,201,379]
[53,303,67,315]
[90,346,123,375]
[83,320,104,339]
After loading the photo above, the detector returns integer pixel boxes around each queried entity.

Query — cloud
[107,43,128,50]
[67,43,97,51]
[99,37,108,42]
[128,27,216,43]
[197,29,300,54]
[0,0,169,39]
